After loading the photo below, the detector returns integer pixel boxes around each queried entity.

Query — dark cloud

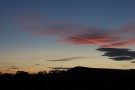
[46,56,86,61]
[8,66,19,69]
[97,48,135,61]
[4,70,12,71]
[130,61,135,63]
[35,64,40,65]
[8,67,19,69]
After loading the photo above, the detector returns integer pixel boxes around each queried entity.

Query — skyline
[1,0,135,73]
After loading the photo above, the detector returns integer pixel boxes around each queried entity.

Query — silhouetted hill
[0,66,135,90]
[66,66,135,78]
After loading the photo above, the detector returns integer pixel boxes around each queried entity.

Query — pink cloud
[19,18,135,48]
[100,39,135,48]
[59,34,120,45]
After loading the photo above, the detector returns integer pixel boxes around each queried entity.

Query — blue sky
[1,0,135,73]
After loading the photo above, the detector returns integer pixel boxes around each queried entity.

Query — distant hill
[51,66,135,80]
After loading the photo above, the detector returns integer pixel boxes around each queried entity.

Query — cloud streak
[59,34,120,45]
[46,56,86,62]
[100,39,135,48]
[8,66,19,69]
[35,64,40,66]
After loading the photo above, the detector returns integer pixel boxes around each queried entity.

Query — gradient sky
[1,0,135,73]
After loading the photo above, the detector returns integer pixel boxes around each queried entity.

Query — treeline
[0,69,63,77]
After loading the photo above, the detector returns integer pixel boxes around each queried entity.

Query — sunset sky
[1,0,135,73]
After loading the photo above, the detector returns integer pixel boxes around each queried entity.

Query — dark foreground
[0,66,135,90]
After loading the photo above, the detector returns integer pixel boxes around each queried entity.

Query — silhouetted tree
[49,70,60,74]
[37,71,47,75]
[0,71,2,75]
[15,71,30,77]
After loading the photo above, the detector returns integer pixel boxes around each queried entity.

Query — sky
[1,0,135,73]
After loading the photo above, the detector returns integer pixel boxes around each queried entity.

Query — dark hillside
[0,66,135,90]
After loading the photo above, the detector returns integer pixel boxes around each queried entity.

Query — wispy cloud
[97,48,135,61]
[8,66,19,69]
[100,39,135,48]
[58,22,135,48]
[35,64,40,66]
[20,19,135,48]
[4,70,12,71]
[59,34,120,45]
[46,56,86,62]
